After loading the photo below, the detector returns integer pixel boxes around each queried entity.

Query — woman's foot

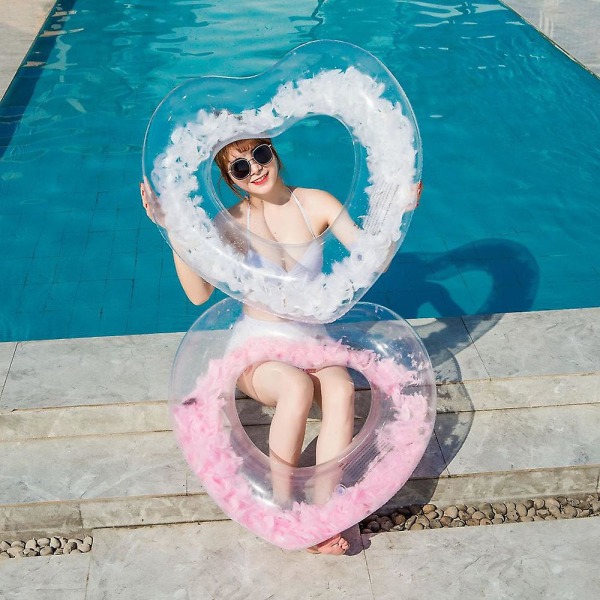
[306,534,349,555]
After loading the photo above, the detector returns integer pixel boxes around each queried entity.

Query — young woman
[142,138,362,555]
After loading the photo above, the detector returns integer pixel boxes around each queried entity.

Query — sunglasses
[228,144,274,181]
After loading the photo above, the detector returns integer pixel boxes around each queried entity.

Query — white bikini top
[245,189,323,278]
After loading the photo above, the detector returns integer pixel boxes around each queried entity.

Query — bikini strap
[288,188,317,239]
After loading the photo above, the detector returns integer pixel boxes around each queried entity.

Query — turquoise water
[0,0,599,342]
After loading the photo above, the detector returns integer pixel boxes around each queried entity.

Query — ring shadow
[366,237,540,516]
[236,238,539,532]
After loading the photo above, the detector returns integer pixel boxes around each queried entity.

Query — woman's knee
[319,372,355,417]
[253,362,314,410]
[282,369,315,409]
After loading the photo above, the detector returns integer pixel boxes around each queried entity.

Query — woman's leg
[237,362,354,555]
[312,366,355,467]
[238,361,314,503]
[308,366,355,555]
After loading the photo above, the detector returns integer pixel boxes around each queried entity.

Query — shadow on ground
[235,239,539,516]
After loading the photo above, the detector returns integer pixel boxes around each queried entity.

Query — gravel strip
[3,494,598,556]
[360,493,600,534]
[0,535,93,559]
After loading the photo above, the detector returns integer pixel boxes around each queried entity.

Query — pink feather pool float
[170,300,436,550]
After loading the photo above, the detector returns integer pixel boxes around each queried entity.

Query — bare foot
[306,534,349,555]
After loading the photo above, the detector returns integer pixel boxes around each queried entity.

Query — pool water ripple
[0,0,598,341]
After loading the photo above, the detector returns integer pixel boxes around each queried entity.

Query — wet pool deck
[1,0,600,598]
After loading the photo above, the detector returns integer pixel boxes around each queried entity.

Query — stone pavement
[2,518,599,600]
[0,0,55,100]
[1,307,600,598]
[503,0,600,76]
[2,309,600,539]
[2,1,600,598]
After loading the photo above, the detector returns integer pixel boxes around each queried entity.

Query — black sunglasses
[228,144,274,181]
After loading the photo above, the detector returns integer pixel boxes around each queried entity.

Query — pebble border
[0,535,93,559]
[2,493,599,556]
[360,493,600,533]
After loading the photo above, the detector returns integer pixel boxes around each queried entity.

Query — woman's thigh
[310,366,355,408]
[237,360,314,408]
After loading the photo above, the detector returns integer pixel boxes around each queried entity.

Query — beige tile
[377,463,600,510]
[503,0,600,76]
[410,316,490,383]
[0,402,170,442]
[366,518,600,599]
[379,475,449,511]
[438,404,600,476]
[432,409,474,472]
[80,493,225,529]
[0,501,83,540]
[411,430,448,479]
[0,432,187,504]
[0,0,55,33]
[437,373,600,412]
[0,0,55,100]
[2,334,181,411]
[87,521,373,600]
[424,464,600,507]
[0,342,16,392]
[0,552,90,600]
[464,308,600,378]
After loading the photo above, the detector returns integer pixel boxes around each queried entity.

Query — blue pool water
[0,0,599,342]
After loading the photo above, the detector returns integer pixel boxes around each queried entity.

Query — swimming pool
[0,0,599,342]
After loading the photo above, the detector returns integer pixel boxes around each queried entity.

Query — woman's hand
[140,178,166,226]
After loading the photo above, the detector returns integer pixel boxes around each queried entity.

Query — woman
[142,138,362,554]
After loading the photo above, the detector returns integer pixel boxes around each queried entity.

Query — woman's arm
[311,182,422,271]
[140,181,214,305]
[172,253,214,305]
[308,189,360,249]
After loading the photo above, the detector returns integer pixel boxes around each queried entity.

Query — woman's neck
[247,177,290,207]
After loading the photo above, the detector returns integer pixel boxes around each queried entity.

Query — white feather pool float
[143,40,422,323]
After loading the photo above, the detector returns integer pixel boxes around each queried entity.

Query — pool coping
[2,0,598,105]
[0,0,56,102]
[2,306,600,540]
[1,0,599,541]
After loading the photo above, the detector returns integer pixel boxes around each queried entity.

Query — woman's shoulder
[292,188,343,223]
[292,186,341,207]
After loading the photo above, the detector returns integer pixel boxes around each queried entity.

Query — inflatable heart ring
[170,300,436,550]
[143,40,422,323]
[146,41,436,551]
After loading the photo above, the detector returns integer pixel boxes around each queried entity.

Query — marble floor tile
[80,493,226,529]
[86,521,373,600]
[2,333,181,410]
[0,501,83,540]
[503,0,600,75]
[464,308,600,378]
[411,431,448,479]
[437,373,600,412]
[0,342,16,392]
[0,432,188,504]
[366,518,600,599]
[0,0,55,99]
[0,402,170,442]
[428,464,600,507]
[0,552,90,600]
[409,317,490,383]
[438,403,600,476]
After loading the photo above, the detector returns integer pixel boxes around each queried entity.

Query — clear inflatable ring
[170,300,436,550]
[143,40,422,323]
